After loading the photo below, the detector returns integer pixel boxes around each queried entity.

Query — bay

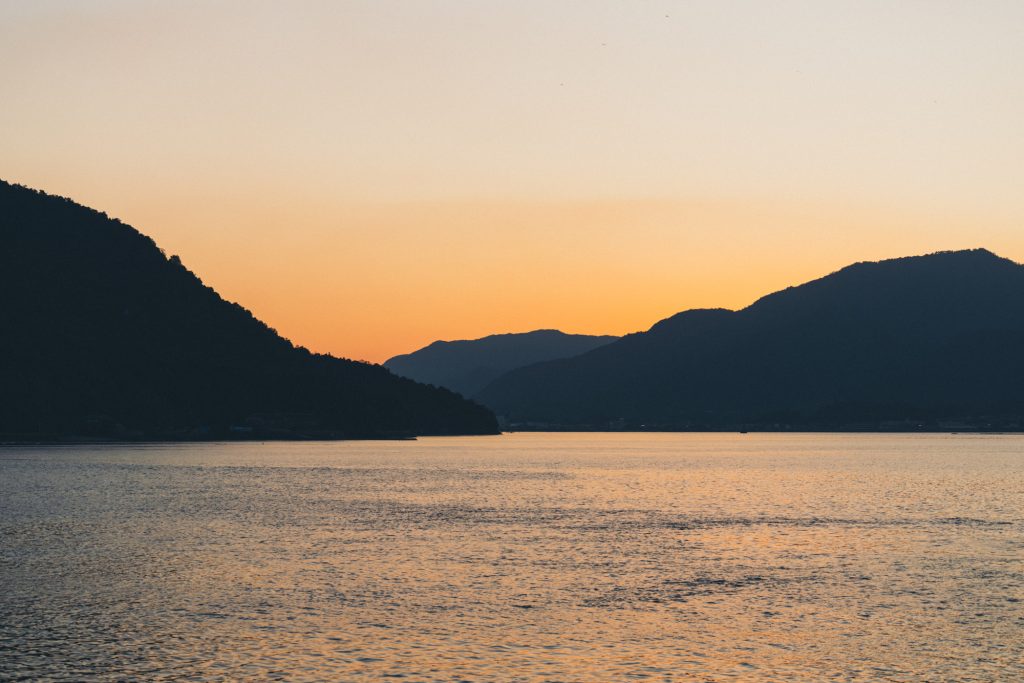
[2,433,1022,681]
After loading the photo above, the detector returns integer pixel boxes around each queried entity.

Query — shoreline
[3,428,1022,446]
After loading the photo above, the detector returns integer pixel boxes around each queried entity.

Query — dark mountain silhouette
[0,180,497,441]
[477,249,1024,430]
[384,330,618,397]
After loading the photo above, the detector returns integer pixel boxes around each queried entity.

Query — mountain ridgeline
[385,330,618,397]
[477,249,1024,430]
[0,180,498,440]
[4,179,1021,437]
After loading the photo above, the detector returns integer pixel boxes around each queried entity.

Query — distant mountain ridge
[385,330,618,398]
[477,249,1024,430]
[0,180,498,440]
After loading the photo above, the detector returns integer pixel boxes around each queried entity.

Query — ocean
[2,433,1021,681]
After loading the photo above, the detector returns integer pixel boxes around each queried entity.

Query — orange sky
[3,2,1023,362]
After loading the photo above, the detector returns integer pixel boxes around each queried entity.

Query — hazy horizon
[3,1,1023,362]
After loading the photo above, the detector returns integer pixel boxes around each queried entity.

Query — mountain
[0,180,497,440]
[384,330,618,397]
[477,249,1024,430]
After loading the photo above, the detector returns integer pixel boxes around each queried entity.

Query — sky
[2,1,1023,362]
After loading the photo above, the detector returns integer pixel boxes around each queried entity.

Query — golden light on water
[4,5,1023,680]
[3,434,1022,679]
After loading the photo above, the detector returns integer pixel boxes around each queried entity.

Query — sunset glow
[3,1,1023,361]
[5,4,1024,680]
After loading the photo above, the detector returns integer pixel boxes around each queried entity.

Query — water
[1,433,1022,681]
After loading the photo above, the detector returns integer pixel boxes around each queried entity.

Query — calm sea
[1,433,1022,681]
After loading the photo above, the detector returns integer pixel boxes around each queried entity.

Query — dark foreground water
[1,433,1022,681]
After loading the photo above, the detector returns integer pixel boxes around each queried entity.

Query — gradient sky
[3,1,1023,362]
